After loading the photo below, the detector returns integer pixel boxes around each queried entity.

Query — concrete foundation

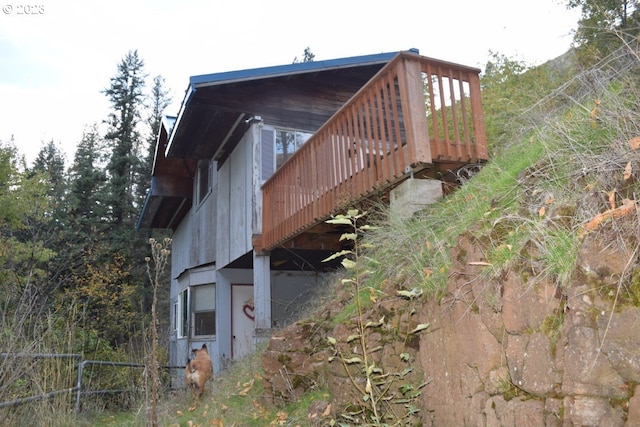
[390,178,443,218]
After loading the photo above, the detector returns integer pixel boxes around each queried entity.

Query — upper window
[275,129,312,169]
[261,126,313,182]
[195,159,211,206]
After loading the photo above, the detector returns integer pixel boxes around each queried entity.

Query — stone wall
[420,233,640,426]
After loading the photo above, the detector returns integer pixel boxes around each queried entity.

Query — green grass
[78,344,295,426]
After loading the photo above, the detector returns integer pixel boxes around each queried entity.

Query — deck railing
[261,51,487,250]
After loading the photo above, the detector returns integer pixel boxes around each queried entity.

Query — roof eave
[189,51,401,89]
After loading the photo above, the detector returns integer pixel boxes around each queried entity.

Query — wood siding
[216,128,260,266]
[170,173,217,277]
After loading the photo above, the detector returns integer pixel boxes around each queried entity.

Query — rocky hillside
[261,46,640,426]
[420,233,640,426]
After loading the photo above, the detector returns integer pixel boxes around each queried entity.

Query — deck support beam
[253,251,272,343]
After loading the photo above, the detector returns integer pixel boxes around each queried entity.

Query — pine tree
[293,47,315,63]
[103,49,147,227]
[68,125,108,232]
[31,140,67,203]
[29,140,71,299]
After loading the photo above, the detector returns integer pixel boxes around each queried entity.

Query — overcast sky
[0,0,581,164]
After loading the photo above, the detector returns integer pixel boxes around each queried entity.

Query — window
[172,299,177,333]
[191,284,216,337]
[275,129,312,169]
[195,159,211,205]
[261,127,313,181]
[177,289,188,338]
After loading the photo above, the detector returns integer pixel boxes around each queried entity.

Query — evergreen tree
[40,127,108,319]
[293,47,315,63]
[103,49,147,227]
[29,140,71,299]
[31,140,67,203]
[62,125,138,347]
[68,125,108,233]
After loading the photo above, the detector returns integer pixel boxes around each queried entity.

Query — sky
[0,0,581,165]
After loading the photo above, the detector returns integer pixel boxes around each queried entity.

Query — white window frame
[195,159,212,207]
[190,284,216,338]
[176,289,189,339]
[274,128,312,170]
[172,298,178,334]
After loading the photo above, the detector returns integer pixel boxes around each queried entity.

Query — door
[231,284,254,359]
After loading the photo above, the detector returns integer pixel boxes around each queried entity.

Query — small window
[177,289,188,338]
[191,284,216,337]
[195,159,211,205]
[275,129,312,169]
[172,299,178,333]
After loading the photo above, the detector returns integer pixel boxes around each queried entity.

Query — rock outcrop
[262,233,640,426]
[421,234,639,426]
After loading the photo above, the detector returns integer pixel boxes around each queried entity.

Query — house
[136,49,488,375]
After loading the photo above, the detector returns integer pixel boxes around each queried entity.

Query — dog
[185,343,213,406]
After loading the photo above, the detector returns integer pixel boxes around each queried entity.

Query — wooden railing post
[468,72,488,159]
[397,56,431,166]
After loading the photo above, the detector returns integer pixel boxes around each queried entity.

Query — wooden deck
[260,51,488,251]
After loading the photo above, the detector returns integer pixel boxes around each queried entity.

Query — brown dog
[185,344,213,406]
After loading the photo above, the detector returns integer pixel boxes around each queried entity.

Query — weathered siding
[193,171,217,266]
[171,213,192,277]
[216,127,256,267]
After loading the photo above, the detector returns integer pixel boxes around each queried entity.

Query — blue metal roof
[188,50,405,89]
[166,50,416,157]
[162,114,176,136]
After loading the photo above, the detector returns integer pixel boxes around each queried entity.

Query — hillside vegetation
[148,43,640,426]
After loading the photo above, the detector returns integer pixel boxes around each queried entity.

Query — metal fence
[0,353,183,414]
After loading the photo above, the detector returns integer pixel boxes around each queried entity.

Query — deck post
[253,251,272,343]
[398,56,431,165]
[468,72,488,160]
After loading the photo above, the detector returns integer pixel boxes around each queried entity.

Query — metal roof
[165,50,414,158]
[188,50,404,89]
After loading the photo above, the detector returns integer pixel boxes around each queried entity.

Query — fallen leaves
[539,195,555,217]
[237,378,254,396]
[538,205,546,217]
[269,410,288,425]
[581,198,637,236]
[624,161,633,181]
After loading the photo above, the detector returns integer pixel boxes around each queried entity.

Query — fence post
[74,360,86,414]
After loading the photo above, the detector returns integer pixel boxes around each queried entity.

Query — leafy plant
[323,209,428,426]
